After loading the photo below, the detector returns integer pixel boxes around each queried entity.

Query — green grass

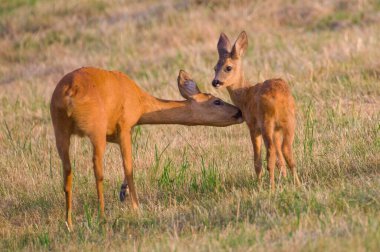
[0,0,380,251]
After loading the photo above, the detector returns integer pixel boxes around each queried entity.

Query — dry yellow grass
[0,0,379,251]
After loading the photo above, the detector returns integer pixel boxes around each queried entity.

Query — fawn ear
[231,31,248,59]
[177,70,201,99]
[217,32,232,57]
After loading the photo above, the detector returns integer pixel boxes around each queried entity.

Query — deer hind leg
[249,127,263,182]
[51,108,74,229]
[55,134,73,229]
[119,128,139,209]
[262,120,276,191]
[90,133,106,218]
[282,126,301,186]
[274,130,287,180]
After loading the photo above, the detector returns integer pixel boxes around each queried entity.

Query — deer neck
[226,71,248,109]
[137,93,196,125]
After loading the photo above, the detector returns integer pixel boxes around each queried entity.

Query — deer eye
[213,99,223,106]
[225,66,232,72]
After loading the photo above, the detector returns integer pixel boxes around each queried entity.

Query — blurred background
[1,0,379,99]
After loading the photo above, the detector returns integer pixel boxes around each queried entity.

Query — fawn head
[212,31,248,88]
[178,70,243,126]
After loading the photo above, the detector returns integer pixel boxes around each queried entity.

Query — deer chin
[236,118,244,123]
[233,112,244,123]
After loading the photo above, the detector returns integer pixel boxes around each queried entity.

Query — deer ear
[231,31,248,59]
[217,32,232,57]
[177,70,201,99]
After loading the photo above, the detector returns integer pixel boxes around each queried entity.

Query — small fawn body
[212,31,300,189]
[50,67,242,228]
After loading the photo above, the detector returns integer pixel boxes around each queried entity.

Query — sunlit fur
[50,67,242,229]
[213,31,301,190]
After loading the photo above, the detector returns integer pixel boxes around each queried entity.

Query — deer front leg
[249,127,263,183]
[119,128,139,209]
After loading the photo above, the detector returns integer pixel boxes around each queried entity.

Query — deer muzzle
[212,79,223,88]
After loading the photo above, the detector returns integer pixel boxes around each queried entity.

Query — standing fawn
[50,67,243,229]
[212,31,301,190]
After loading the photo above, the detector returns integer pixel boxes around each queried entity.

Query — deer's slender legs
[262,120,276,191]
[90,134,107,218]
[249,127,263,182]
[56,136,72,229]
[51,108,74,229]
[119,128,139,209]
[274,130,287,179]
[282,125,300,186]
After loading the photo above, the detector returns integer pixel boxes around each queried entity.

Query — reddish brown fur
[212,31,300,190]
[50,67,242,229]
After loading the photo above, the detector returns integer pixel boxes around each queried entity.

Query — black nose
[212,79,220,87]
[233,110,242,119]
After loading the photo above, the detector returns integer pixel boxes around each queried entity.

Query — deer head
[177,70,243,126]
[212,31,248,88]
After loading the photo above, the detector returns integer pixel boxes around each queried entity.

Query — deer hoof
[119,183,128,202]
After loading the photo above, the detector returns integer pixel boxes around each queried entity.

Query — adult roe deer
[212,31,301,190]
[50,67,243,229]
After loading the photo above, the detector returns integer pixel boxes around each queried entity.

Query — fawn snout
[212,79,223,88]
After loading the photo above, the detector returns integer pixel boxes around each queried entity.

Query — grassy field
[0,0,379,250]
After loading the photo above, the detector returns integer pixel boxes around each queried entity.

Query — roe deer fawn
[50,67,242,228]
[212,31,300,190]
